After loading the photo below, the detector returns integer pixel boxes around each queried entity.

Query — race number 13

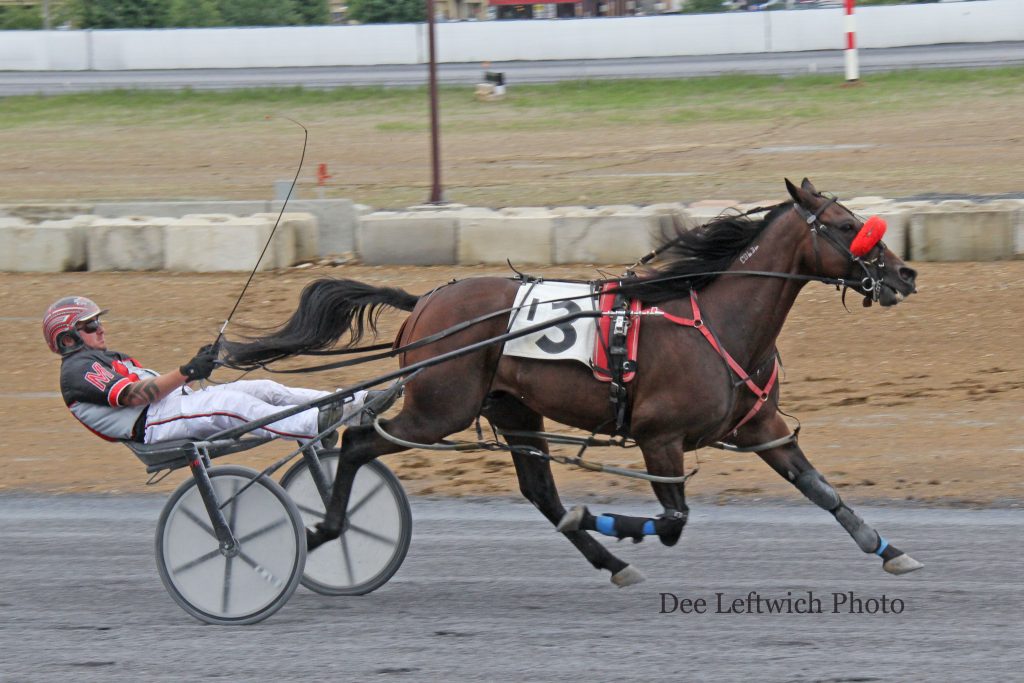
[525,298,582,354]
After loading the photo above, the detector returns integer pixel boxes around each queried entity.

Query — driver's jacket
[60,349,159,441]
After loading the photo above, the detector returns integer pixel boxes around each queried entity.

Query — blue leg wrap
[596,515,617,536]
[595,515,656,541]
[875,536,889,557]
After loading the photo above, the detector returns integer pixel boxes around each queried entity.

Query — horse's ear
[785,178,802,203]
[800,177,818,195]
[786,177,814,209]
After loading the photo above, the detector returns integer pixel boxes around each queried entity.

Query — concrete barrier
[93,200,270,220]
[0,203,95,223]
[552,207,661,265]
[268,199,359,256]
[909,206,1018,261]
[86,216,174,271]
[358,211,458,265]
[164,214,294,272]
[0,217,91,272]
[250,212,319,262]
[1,197,1021,271]
[987,200,1024,259]
[458,210,554,265]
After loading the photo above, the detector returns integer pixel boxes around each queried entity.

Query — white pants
[144,379,366,444]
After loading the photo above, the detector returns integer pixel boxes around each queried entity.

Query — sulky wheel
[280,456,412,596]
[155,465,306,625]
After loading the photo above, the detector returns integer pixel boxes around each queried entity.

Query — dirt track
[1,75,1023,208]
[5,261,1022,506]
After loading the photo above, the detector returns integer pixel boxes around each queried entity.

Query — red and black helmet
[42,296,108,356]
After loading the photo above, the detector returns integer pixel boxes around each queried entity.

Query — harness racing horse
[224,179,924,586]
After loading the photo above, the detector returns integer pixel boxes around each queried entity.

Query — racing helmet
[42,296,108,356]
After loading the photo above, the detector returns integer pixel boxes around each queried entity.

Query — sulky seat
[123,437,274,473]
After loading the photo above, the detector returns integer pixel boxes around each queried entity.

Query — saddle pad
[504,282,597,364]
[591,282,642,383]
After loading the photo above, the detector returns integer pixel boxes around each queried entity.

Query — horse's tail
[222,278,421,366]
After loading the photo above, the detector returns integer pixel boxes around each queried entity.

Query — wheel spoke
[347,480,386,517]
[222,555,233,614]
[171,547,222,574]
[347,522,398,547]
[237,517,289,544]
[179,506,216,539]
[226,479,242,528]
[295,502,326,520]
[339,532,354,585]
[237,551,286,589]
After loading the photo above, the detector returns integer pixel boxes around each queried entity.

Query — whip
[213,116,309,348]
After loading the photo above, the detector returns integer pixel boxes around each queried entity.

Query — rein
[228,193,886,381]
[226,269,856,376]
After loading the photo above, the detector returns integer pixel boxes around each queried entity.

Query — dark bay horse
[224,178,923,585]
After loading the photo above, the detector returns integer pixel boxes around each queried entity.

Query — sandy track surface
[5,261,1022,506]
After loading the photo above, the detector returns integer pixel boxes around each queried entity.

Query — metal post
[844,0,859,83]
[426,0,444,204]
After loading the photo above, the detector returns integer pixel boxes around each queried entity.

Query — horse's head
[786,178,917,307]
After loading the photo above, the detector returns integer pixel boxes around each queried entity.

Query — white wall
[0,31,90,70]
[3,0,1022,71]
[858,1,1024,48]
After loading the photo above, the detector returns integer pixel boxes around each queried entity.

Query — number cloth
[504,282,597,364]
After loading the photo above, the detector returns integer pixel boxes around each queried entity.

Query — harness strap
[646,290,779,434]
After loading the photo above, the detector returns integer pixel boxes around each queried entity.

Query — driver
[44,296,372,447]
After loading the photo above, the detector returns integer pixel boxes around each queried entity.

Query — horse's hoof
[306,523,340,552]
[657,509,687,547]
[883,553,924,575]
[306,527,325,552]
[611,564,646,587]
[556,505,588,533]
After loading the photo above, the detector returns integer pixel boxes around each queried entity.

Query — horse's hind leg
[307,423,400,550]
[751,418,923,574]
[483,393,643,587]
[557,441,689,548]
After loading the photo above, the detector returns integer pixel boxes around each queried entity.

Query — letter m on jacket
[84,362,115,391]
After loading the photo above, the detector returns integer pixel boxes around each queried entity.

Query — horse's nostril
[899,266,917,287]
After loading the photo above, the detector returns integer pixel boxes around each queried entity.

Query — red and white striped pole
[844,0,859,82]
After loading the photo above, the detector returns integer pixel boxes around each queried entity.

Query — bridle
[792,195,889,305]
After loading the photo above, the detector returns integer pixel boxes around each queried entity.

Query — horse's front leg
[745,415,923,574]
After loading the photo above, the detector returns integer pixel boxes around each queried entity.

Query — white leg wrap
[794,470,841,510]
[835,505,880,554]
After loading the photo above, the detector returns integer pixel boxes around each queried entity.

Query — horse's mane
[616,201,792,303]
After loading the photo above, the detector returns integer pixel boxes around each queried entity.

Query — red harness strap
[644,290,779,434]
[592,282,642,383]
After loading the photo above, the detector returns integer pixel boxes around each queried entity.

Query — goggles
[77,319,103,334]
